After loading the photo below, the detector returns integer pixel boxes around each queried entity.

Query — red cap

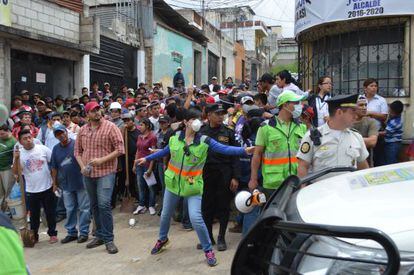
[217,90,228,95]
[85,102,100,113]
[125,98,136,108]
[206,96,215,104]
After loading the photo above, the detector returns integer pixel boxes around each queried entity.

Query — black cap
[206,103,226,114]
[45,96,53,102]
[159,115,171,123]
[17,108,31,117]
[326,94,359,108]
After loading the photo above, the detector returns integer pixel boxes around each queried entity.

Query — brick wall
[11,0,80,44]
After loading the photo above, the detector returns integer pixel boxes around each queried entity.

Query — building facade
[206,6,268,89]
[152,1,208,88]
[296,1,414,139]
[0,0,98,106]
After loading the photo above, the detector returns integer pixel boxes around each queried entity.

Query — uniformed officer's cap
[206,103,226,114]
[276,90,304,107]
[325,94,359,109]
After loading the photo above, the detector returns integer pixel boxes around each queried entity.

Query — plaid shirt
[75,119,125,178]
[385,116,403,143]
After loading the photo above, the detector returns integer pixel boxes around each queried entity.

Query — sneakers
[205,250,217,267]
[49,236,59,244]
[151,239,169,255]
[133,206,147,215]
[149,207,156,215]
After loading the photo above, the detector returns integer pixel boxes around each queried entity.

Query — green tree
[271,61,298,75]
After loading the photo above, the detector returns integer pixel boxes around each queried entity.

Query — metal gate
[208,51,219,81]
[90,36,137,93]
[298,17,410,97]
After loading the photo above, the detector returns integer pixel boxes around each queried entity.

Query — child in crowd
[383,100,404,164]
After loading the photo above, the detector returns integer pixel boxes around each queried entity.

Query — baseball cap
[159,115,171,123]
[125,98,136,108]
[177,66,182,70]
[206,103,226,114]
[276,90,305,107]
[121,108,134,119]
[53,123,67,134]
[20,90,29,95]
[36,100,46,105]
[72,95,79,100]
[211,76,218,80]
[109,102,122,110]
[84,102,100,113]
[104,82,110,86]
[241,96,254,105]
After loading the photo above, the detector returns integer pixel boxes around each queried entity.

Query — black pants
[202,164,233,241]
[26,188,57,236]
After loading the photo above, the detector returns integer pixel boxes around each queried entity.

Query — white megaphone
[235,189,266,213]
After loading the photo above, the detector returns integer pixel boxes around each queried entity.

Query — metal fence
[298,18,411,97]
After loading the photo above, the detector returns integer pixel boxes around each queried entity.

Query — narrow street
[22,211,240,274]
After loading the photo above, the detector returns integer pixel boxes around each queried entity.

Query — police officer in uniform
[199,103,240,251]
[297,94,369,178]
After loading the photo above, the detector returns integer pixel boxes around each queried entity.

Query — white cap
[109,102,122,110]
[177,66,182,70]
[241,96,254,105]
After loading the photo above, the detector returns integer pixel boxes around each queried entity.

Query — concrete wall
[153,24,194,87]
[11,0,80,44]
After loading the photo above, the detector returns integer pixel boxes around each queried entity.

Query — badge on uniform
[218,136,229,143]
[300,142,310,154]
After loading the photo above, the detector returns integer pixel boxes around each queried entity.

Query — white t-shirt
[149,116,160,133]
[19,144,52,193]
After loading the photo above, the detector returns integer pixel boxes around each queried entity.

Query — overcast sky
[165,0,296,37]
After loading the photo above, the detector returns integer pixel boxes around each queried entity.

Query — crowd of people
[1,69,413,271]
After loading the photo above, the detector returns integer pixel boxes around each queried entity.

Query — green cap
[276,90,305,106]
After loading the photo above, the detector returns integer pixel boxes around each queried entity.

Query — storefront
[295,0,414,139]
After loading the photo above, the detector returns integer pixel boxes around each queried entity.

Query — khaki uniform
[297,123,369,174]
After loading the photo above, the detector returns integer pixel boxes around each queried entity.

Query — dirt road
[23,211,240,275]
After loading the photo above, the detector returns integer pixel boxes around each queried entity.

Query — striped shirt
[384,116,403,143]
[74,119,125,178]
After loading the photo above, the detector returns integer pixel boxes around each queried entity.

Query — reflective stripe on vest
[168,160,204,177]
[263,151,298,165]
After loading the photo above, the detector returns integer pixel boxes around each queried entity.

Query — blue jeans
[182,198,192,229]
[384,142,401,165]
[84,173,115,243]
[242,207,260,236]
[159,190,212,252]
[62,188,91,237]
[137,165,156,207]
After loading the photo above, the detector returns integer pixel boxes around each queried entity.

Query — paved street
[22,210,240,275]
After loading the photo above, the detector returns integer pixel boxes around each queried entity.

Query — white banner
[295,0,414,36]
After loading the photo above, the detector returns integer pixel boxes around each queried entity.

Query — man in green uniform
[0,212,27,274]
[249,90,307,197]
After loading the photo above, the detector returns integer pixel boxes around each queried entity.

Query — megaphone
[235,189,266,213]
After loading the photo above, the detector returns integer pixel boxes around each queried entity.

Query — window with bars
[299,21,410,97]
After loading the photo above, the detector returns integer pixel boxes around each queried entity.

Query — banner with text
[295,0,414,36]
[0,0,11,27]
